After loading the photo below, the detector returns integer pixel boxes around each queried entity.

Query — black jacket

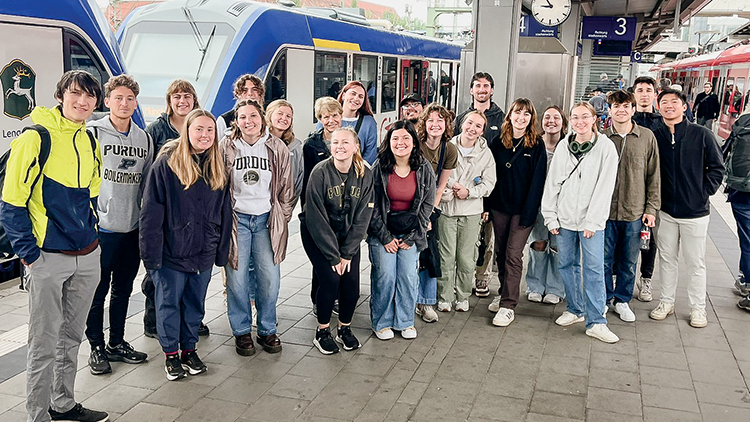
[487,138,547,227]
[368,158,436,252]
[651,119,724,219]
[300,158,374,265]
[455,102,505,148]
[633,110,661,132]
[139,153,232,273]
[694,92,720,120]
[301,129,331,207]
[146,113,180,152]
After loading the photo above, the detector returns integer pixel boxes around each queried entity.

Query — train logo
[1,60,36,120]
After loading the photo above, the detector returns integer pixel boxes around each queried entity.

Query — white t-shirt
[232,137,272,215]
[458,144,474,156]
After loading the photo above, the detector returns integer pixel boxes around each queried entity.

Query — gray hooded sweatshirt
[89,116,154,233]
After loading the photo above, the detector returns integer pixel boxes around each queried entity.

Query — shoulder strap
[20,125,52,202]
[435,141,447,185]
[505,145,526,169]
[354,113,365,134]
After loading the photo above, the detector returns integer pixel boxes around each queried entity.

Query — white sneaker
[374,328,394,340]
[401,326,417,339]
[542,294,561,304]
[638,277,653,302]
[492,308,515,327]
[437,301,451,312]
[488,296,502,313]
[614,302,636,322]
[689,309,708,328]
[603,304,609,318]
[416,304,438,323]
[455,300,469,312]
[555,311,584,326]
[649,301,674,320]
[528,292,543,302]
[585,324,620,343]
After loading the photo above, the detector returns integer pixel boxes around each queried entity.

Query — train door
[428,61,440,104]
[280,48,314,136]
[439,62,454,110]
[352,54,378,114]
[400,59,427,108]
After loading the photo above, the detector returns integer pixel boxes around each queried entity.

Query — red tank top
[387,171,417,212]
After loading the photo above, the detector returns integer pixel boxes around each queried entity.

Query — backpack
[725,115,750,192]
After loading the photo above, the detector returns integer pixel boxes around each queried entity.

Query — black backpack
[724,115,750,192]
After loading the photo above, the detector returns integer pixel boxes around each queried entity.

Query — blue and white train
[117,0,462,138]
[0,0,143,152]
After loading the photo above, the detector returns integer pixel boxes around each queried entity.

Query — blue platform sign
[582,16,637,41]
[520,15,558,38]
[631,51,643,63]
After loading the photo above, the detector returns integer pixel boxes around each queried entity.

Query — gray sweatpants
[26,248,101,422]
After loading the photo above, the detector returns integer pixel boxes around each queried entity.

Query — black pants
[142,272,157,333]
[85,230,141,347]
[640,234,657,279]
[300,223,359,325]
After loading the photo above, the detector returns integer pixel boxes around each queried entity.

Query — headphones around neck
[568,133,599,155]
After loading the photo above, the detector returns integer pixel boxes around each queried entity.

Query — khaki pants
[437,214,483,303]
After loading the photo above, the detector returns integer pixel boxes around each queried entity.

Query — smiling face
[270,105,293,132]
[239,80,262,102]
[104,86,137,121]
[569,106,596,137]
[610,101,635,125]
[342,85,366,113]
[542,108,564,136]
[401,100,423,120]
[236,104,263,140]
[188,115,216,153]
[634,83,656,110]
[331,129,359,162]
[319,110,342,136]
[510,106,532,134]
[658,93,687,123]
[170,91,195,118]
[389,128,414,159]
[60,83,97,124]
[470,77,493,104]
[461,113,485,142]
[425,111,446,140]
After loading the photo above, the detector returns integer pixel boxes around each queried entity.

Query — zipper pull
[671,134,675,145]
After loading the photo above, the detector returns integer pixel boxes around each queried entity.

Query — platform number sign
[531,0,572,27]
[582,16,637,41]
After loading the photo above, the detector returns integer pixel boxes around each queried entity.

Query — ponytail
[352,149,365,178]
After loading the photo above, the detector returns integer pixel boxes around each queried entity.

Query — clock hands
[542,0,553,8]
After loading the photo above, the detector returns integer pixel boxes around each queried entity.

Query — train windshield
[121,21,234,122]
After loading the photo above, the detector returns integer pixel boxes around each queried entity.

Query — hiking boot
[164,355,186,381]
[416,304,438,323]
[313,327,339,355]
[474,279,490,297]
[106,341,147,364]
[49,403,108,422]
[88,345,111,376]
[335,325,360,351]
[180,350,207,375]
[235,333,256,356]
[257,333,283,354]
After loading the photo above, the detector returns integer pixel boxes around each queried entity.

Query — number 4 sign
[581,16,637,41]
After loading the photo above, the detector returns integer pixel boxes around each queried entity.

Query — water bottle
[640,225,651,251]
[473,176,482,186]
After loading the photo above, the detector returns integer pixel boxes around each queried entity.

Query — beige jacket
[440,135,497,217]
[220,131,295,268]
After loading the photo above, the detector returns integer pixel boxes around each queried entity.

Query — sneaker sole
[492,317,514,327]
[89,366,112,376]
[165,366,187,381]
[649,309,674,320]
[335,335,360,351]
[738,302,750,311]
[637,295,653,302]
[313,338,339,354]
[182,364,207,375]
[585,330,619,343]
[689,320,708,328]
[475,290,490,297]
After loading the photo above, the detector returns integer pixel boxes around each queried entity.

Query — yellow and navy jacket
[0,106,102,263]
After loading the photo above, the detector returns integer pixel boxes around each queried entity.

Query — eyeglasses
[402,103,421,110]
[570,114,594,122]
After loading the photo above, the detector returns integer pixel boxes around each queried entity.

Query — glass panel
[722,77,735,116]
[66,35,106,111]
[353,54,378,114]
[428,62,439,104]
[732,77,745,117]
[381,57,397,112]
[265,50,286,103]
[314,51,346,102]
[440,62,453,108]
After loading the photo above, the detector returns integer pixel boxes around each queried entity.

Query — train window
[353,54,378,113]
[733,78,746,117]
[427,62,438,104]
[381,57,397,112]
[439,62,454,109]
[723,78,735,117]
[63,31,107,110]
[314,52,346,102]
[266,50,286,103]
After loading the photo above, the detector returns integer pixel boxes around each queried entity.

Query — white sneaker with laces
[555,311,584,326]
[437,301,451,312]
[542,294,561,304]
[528,292,543,302]
[455,300,469,312]
[492,308,515,327]
[416,304,438,322]
[649,301,674,320]
[488,296,502,312]
[585,324,620,343]
[638,277,653,302]
[401,326,417,339]
[689,309,708,328]
[614,302,636,322]
[374,328,394,340]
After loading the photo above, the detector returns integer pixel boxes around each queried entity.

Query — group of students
[0,66,740,422]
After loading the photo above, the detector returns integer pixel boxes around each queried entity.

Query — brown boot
[235,333,256,356]
[257,333,282,354]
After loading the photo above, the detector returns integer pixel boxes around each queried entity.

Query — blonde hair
[265,99,295,144]
[160,109,226,191]
[314,96,343,119]
[332,127,365,178]
[570,102,599,135]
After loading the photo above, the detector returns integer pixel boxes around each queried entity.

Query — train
[652,41,750,139]
[0,0,143,153]
[116,0,463,138]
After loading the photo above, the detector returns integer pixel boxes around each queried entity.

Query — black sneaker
[739,296,750,312]
[106,341,147,364]
[165,355,186,381]
[49,403,108,421]
[180,350,207,375]
[198,322,210,336]
[335,325,360,351]
[88,345,111,376]
[332,299,340,315]
[313,327,339,355]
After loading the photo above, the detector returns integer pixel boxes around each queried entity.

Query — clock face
[531,0,572,27]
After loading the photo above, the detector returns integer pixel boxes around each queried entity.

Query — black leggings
[640,234,657,279]
[300,223,360,325]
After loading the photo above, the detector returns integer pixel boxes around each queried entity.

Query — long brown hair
[332,127,366,178]
[500,98,539,149]
[161,109,226,191]
[229,99,266,141]
[416,103,454,145]
[266,99,295,144]
[542,105,568,135]
[337,81,373,116]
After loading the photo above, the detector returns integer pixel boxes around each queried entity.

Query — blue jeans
[557,228,607,328]
[603,219,642,304]
[417,270,437,305]
[225,213,280,337]
[732,202,750,279]
[525,236,565,298]
[368,236,420,331]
